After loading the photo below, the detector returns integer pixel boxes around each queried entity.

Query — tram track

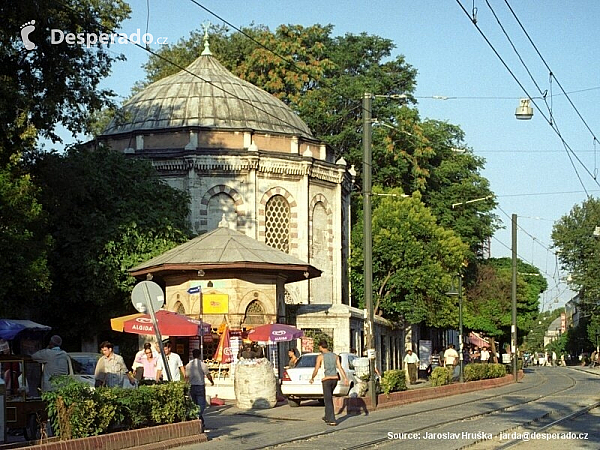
[262,368,589,450]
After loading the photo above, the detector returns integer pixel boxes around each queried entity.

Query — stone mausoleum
[95,36,404,372]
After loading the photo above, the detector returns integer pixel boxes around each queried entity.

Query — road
[179,366,600,450]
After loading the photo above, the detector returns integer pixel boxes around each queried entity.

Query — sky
[52,0,600,310]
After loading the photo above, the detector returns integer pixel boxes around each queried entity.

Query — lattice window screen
[265,195,290,253]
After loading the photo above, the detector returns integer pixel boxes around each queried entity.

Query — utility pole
[363,92,377,408]
[511,214,518,382]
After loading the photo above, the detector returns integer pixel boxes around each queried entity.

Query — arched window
[265,195,290,253]
[244,300,266,325]
[174,301,186,315]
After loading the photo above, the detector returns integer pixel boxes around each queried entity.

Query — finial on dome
[201,22,212,56]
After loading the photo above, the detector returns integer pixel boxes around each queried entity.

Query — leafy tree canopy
[0,0,131,160]
[464,258,544,342]
[26,147,191,340]
[552,196,600,316]
[350,189,469,328]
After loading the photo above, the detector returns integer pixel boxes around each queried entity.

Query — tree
[0,157,51,316]
[0,0,131,158]
[552,197,600,316]
[464,258,544,343]
[350,189,469,328]
[27,146,191,340]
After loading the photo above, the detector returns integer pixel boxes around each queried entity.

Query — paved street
[178,366,600,450]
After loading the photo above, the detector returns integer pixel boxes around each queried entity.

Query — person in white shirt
[480,347,491,363]
[443,344,459,367]
[157,341,185,381]
[403,349,420,384]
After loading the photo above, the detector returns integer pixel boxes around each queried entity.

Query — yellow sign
[203,294,229,314]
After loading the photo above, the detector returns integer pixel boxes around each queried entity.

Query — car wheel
[288,398,301,407]
[24,414,41,441]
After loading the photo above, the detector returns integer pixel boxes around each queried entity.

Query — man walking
[32,335,69,392]
[403,349,419,384]
[309,340,348,426]
[186,348,214,429]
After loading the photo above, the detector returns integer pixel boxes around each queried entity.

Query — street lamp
[446,274,464,383]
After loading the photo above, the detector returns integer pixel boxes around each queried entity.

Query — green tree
[0,0,131,158]
[28,146,190,340]
[0,156,51,315]
[552,197,600,316]
[350,189,469,328]
[464,258,544,342]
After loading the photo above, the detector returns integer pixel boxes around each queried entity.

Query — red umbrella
[213,326,232,364]
[247,323,304,343]
[122,310,210,336]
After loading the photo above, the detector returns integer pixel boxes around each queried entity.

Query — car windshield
[295,354,317,368]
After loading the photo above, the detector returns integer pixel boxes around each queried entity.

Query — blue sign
[187,286,201,294]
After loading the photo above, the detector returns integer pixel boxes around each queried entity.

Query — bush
[430,366,453,386]
[380,369,407,394]
[43,377,197,439]
[463,363,506,382]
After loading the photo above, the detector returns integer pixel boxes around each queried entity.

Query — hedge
[42,377,197,439]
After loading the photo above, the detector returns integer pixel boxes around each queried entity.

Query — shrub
[430,366,452,386]
[43,377,197,439]
[380,369,407,394]
[462,363,507,382]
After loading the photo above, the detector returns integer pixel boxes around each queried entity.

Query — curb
[334,371,524,413]
[14,420,207,450]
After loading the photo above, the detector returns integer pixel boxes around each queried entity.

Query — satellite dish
[131,281,164,313]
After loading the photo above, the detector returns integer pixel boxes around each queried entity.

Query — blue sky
[56,1,600,310]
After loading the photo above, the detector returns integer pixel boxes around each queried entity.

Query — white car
[281,352,359,407]
[68,352,101,386]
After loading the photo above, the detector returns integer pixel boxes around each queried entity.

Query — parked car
[281,352,359,407]
[68,352,101,386]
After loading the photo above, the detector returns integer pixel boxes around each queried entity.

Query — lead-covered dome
[102,53,314,139]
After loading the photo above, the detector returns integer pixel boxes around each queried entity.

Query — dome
[102,53,314,139]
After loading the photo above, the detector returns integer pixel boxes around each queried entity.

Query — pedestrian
[134,343,161,383]
[287,348,299,368]
[31,335,69,392]
[309,340,348,426]
[480,346,491,364]
[403,349,419,384]
[186,348,214,429]
[94,341,129,387]
[157,341,185,381]
[443,344,459,367]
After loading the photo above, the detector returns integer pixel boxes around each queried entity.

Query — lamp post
[446,274,464,382]
[511,214,518,382]
[362,92,377,408]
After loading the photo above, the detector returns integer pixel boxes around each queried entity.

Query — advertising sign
[203,294,229,314]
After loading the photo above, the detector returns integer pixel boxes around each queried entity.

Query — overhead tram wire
[504,0,600,146]
[49,0,317,143]
[482,0,590,197]
[455,0,600,197]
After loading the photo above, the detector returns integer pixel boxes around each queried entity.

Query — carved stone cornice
[152,153,348,184]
